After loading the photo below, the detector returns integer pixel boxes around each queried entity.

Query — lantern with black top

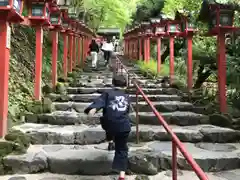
[58,0,71,9]
[141,21,152,36]
[0,0,24,22]
[68,6,77,19]
[150,17,166,36]
[175,10,197,37]
[28,1,50,26]
[198,0,238,35]
[49,3,62,28]
[166,20,181,36]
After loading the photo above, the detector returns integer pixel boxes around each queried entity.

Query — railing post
[172,141,177,180]
[136,89,139,144]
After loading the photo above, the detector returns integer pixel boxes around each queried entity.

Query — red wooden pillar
[82,37,85,65]
[157,37,161,73]
[126,40,129,57]
[51,31,58,87]
[139,38,142,60]
[217,32,227,113]
[68,34,73,72]
[144,38,147,62]
[146,37,150,62]
[72,35,76,68]
[34,26,43,101]
[129,39,132,59]
[187,35,193,91]
[78,36,81,67]
[62,33,68,79]
[0,21,10,137]
[169,36,174,83]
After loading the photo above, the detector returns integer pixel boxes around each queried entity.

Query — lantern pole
[0,20,11,137]
[62,32,68,79]
[157,37,161,73]
[77,33,81,67]
[72,25,76,69]
[68,31,73,72]
[51,30,58,87]
[169,35,174,83]
[217,31,227,113]
[187,33,193,91]
[34,26,43,100]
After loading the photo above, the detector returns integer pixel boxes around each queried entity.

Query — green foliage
[136,59,169,77]
[73,0,140,32]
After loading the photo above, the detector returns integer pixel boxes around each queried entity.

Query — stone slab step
[3,141,240,175]
[49,93,182,102]
[69,82,168,88]
[67,87,181,95]
[12,123,240,144]
[1,171,240,180]
[53,101,193,113]
[25,111,209,126]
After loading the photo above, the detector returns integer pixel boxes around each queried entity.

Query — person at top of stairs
[84,74,131,180]
[101,38,114,67]
[89,39,100,68]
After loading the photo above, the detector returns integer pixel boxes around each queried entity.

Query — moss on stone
[55,82,67,95]
[26,100,43,114]
[42,84,52,95]
[4,129,31,150]
[42,97,55,113]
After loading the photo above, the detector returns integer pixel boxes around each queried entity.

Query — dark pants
[104,50,111,64]
[106,131,129,171]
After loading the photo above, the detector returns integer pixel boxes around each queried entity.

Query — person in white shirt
[101,38,114,66]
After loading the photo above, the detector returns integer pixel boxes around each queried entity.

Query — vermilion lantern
[0,0,24,22]
[58,0,71,8]
[28,1,50,25]
[68,6,77,19]
[198,0,238,35]
[150,17,166,35]
[49,3,62,28]
[166,21,181,35]
[141,21,152,35]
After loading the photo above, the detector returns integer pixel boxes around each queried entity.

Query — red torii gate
[0,0,94,137]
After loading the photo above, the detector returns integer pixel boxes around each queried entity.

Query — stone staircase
[1,55,240,179]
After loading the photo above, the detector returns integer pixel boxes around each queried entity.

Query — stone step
[67,87,181,95]
[52,101,193,113]
[12,123,240,144]
[25,111,209,126]
[1,171,240,180]
[69,81,168,88]
[49,93,182,102]
[2,170,240,180]
[3,141,240,175]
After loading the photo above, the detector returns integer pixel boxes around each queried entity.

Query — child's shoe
[118,177,125,180]
[108,142,115,151]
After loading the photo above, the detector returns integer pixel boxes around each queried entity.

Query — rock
[26,100,43,114]
[42,97,55,113]
[135,175,150,180]
[47,149,114,175]
[4,129,31,153]
[128,150,159,175]
[209,113,232,128]
[42,84,52,95]
[3,151,48,174]
[0,140,15,157]
[55,83,67,95]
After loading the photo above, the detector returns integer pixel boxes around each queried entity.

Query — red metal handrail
[115,56,209,180]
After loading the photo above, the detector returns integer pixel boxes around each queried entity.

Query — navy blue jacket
[84,89,131,133]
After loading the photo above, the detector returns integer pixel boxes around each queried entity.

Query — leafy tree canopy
[72,0,140,32]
